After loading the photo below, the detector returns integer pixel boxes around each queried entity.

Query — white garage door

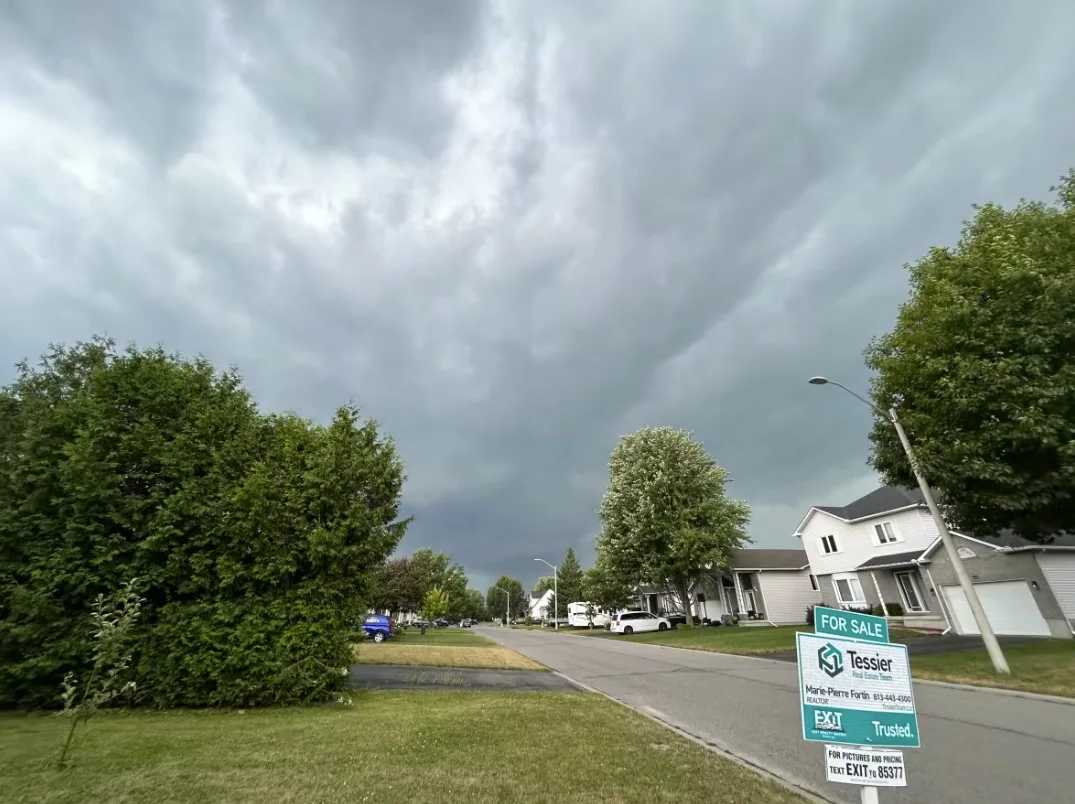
[942,581,1051,637]
[1037,554,1075,621]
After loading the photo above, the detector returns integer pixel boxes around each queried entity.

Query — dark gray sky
[3,1,1074,592]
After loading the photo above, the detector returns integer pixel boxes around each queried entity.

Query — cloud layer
[3,0,1074,591]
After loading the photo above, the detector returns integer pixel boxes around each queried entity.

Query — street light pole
[809,376,1010,674]
[534,558,559,630]
[493,586,509,628]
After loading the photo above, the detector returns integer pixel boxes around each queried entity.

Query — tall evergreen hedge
[0,338,408,708]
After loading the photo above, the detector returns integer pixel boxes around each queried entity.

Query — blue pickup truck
[360,614,393,643]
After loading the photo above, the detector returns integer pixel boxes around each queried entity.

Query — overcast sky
[3,1,1074,592]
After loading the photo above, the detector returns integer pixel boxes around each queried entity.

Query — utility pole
[535,558,559,630]
[808,377,1010,674]
[493,586,510,627]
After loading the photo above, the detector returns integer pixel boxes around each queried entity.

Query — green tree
[460,588,487,621]
[410,549,468,619]
[866,171,1075,543]
[372,557,423,617]
[487,576,525,622]
[421,587,450,622]
[598,426,749,628]
[582,552,636,618]
[0,337,408,709]
[555,548,584,619]
[58,579,143,766]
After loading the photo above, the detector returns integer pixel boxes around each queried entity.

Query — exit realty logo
[818,643,844,678]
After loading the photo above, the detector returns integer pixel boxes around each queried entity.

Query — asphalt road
[480,626,1075,804]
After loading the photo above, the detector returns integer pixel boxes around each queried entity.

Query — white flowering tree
[597,426,750,628]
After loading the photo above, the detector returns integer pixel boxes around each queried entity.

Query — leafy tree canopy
[372,557,424,615]
[0,337,408,708]
[866,171,1075,543]
[487,576,525,620]
[410,548,469,618]
[460,588,487,621]
[582,555,636,615]
[421,587,450,622]
[555,548,584,618]
[598,426,749,627]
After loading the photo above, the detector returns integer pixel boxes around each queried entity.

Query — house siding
[929,545,1072,639]
[690,577,727,621]
[757,570,821,624]
[815,574,842,609]
[800,507,938,577]
[1037,553,1075,625]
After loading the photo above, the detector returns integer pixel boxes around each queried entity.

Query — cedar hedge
[0,338,408,708]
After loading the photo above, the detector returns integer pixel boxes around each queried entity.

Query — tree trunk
[673,578,694,629]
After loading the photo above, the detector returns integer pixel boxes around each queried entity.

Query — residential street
[480,627,1075,804]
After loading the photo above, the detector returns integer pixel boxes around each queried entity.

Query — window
[873,521,899,545]
[809,574,818,591]
[832,574,866,605]
[894,571,925,612]
[819,534,838,554]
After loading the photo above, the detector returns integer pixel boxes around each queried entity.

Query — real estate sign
[797,607,920,748]
[814,605,889,645]
[823,745,907,788]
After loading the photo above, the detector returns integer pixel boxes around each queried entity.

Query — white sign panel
[797,632,919,747]
[824,745,907,787]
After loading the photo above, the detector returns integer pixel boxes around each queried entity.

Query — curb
[551,669,838,804]
[913,678,1075,705]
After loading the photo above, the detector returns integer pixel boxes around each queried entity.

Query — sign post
[798,606,919,802]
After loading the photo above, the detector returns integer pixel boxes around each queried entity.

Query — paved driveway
[480,626,1074,804]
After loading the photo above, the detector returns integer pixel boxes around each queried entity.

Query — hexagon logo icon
[818,643,844,678]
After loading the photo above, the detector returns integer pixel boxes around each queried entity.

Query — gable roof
[856,549,930,571]
[729,548,809,570]
[816,486,926,521]
[920,529,1075,558]
[795,485,926,535]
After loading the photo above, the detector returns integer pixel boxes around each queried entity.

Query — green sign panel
[813,606,889,645]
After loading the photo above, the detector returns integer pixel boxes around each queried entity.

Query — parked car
[665,613,702,628]
[459,619,473,628]
[609,611,671,635]
[411,618,431,628]
[361,614,393,643]
[433,618,450,628]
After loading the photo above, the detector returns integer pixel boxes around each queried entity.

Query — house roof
[856,550,929,571]
[918,529,1075,558]
[528,589,553,600]
[815,485,926,521]
[729,548,809,570]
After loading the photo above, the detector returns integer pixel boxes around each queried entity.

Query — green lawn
[911,640,1075,698]
[391,627,494,646]
[581,624,925,654]
[0,692,806,804]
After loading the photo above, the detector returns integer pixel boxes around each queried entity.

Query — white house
[637,548,821,626]
[528,588,555,621]
[796,485,1075,638]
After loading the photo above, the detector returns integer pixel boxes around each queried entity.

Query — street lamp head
[808,376,829,385]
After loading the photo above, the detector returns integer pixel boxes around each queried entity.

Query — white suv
[610,611,671,635]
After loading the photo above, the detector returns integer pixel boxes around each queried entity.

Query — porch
[843,553,947,632]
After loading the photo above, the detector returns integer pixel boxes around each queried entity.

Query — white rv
[567,602,611,629]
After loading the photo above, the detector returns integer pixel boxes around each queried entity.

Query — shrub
[870,603,904,618]
[805,604,817,626]
[0,338,408,709]
[57,579,143,766]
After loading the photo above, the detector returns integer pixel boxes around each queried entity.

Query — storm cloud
[3,0,1074,591]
